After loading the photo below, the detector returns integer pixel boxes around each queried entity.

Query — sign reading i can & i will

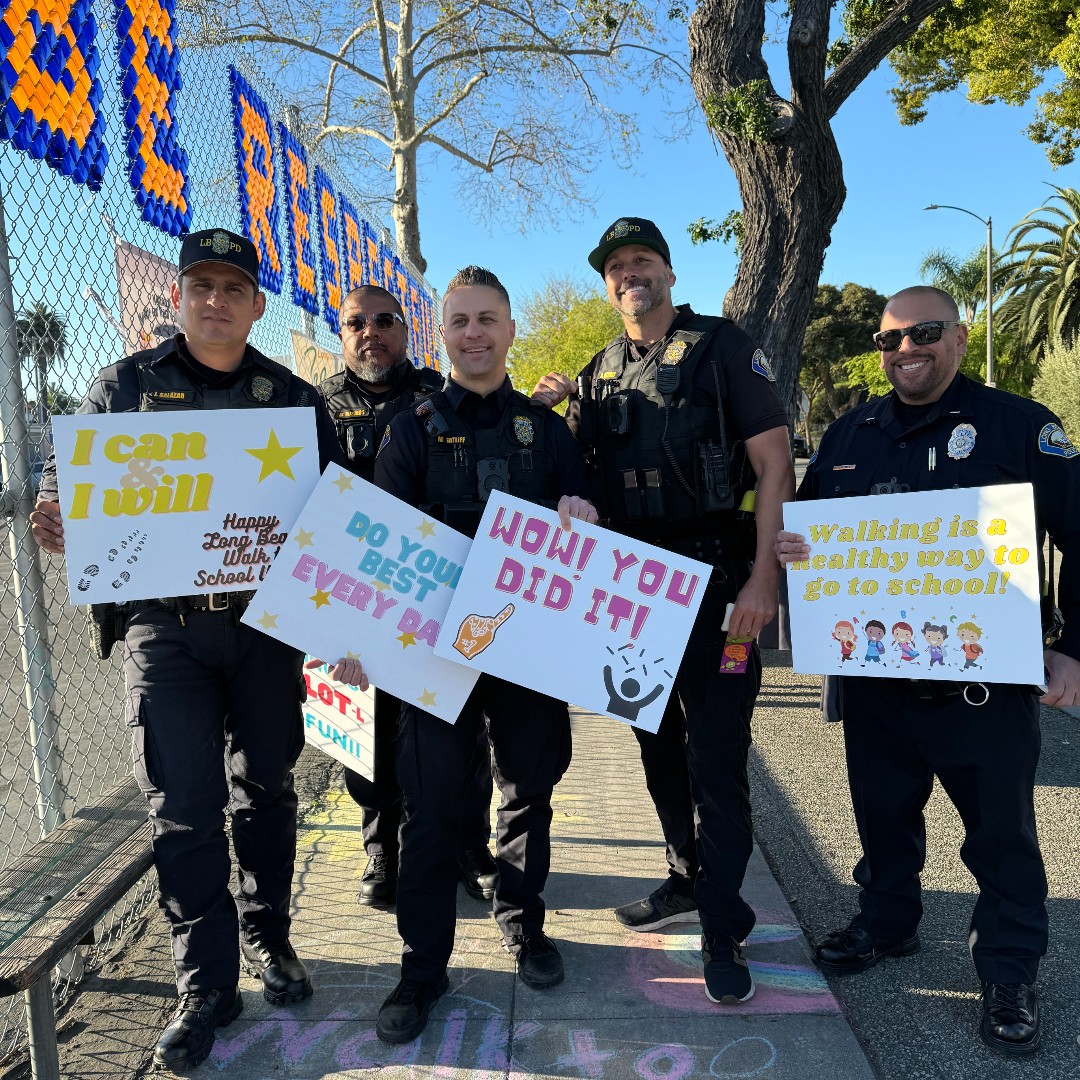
[51,409,319,605]
[434,492,708,733]
[241,470,480,724]
[783,484,1043,684]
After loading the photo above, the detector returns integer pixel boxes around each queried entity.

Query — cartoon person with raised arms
[832,620,857,664]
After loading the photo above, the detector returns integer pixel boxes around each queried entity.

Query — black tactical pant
[342,689,494,866]
[838,677,1048,985]
[123,603,305,994]
[632,575,761,944]
[395,675,572,983]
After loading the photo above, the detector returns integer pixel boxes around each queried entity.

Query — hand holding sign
[453,604,515,659]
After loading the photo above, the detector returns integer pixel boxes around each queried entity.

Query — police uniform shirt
[570,305,788,445]
[375,375,590,516]
[39,334,346,500]
[799,371,1080,664]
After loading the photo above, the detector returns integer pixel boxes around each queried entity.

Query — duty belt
[909,679,989,706]
[155,591,256,614]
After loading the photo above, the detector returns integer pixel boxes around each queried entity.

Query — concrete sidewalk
[198,708,874,1079]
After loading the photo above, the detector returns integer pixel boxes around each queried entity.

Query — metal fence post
[0,182,67,837]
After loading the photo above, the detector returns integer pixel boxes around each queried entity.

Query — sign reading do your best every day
[434,492,709,733]
[50,409,319,605]
[783,484,1044,685]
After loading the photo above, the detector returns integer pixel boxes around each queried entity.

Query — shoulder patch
[807,448,818,466]
[378,426,392,454]
[750,349,775,382]
[1038,422,1079,459]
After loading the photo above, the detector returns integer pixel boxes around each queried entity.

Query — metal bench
[0,776,153,1080]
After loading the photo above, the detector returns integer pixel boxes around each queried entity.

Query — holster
[86,603,127,661]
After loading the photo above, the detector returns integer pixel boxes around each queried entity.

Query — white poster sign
[434,492,709,733]
[783,484,1043,684]
[241,470,480,723]
[303,660,376,780]
[51,409,319,604]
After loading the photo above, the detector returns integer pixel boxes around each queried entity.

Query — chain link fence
[0,5,437,1064]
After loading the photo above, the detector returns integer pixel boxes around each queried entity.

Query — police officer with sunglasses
[318,286,499,911]
[776,285,1080,1057]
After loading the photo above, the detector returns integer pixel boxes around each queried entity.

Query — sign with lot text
[51,409,319,604]
[783,484,1043,685]
[434,492,709,733]
[241,470,480,723]
[303,660,376,780]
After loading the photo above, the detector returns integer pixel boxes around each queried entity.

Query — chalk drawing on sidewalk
[626,912,838,1015]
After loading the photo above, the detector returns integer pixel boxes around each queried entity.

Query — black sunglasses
[342,312,405,332]
[873,321,961,351]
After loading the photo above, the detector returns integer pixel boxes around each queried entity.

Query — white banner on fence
[51,409,319,604]
[241,470,480,723]
[783,484,1043,684]
[303,660,376,780]
[433,492,708,733]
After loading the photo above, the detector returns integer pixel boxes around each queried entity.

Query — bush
[1032,334,1080,441]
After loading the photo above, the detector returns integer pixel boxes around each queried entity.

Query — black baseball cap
[178,229,260,287]
[588,217,671,275]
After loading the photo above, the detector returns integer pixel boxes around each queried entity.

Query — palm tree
[996,185,1080,364]
[15,302,67,424]
[918,247,989,324]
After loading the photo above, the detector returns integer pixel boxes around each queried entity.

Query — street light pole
[924,204,995,387]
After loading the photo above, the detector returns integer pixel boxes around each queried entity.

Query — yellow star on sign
[417,689,437,707]
[310,589,332,609]
[332,472,354,493]
[255,611,279,629]
[245,429,303,482]
[346,649,362,661]
[293,528,315,549]
[372,580,390,591]
[416,518,436,539]
[397,632,417,648]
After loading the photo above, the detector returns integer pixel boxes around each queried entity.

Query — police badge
[211,230,232,255]
[513,415,535,446]
[250,375,274,402]
[661,340,688,365]
[947,422,977,460]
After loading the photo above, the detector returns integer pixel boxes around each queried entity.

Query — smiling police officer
[777,285,1080,1057]
[317,285,498,911]
[31,229,359,1072]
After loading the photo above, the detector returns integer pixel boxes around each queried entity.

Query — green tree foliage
[885,0,1080,166]
[1032,333,1080,441]
[800,283,888,423]
[507,277,623,407]
[919,246,989,323]
[845,350,890,398]
[996,185,1080,364]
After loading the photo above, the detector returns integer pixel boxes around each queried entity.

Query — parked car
[792,432,809,458]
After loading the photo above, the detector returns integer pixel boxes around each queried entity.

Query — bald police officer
[317,284,497,909]
[31,230,361,1071]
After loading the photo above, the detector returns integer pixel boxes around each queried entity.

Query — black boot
[152,987,243,1071]
[241,939,313,1005]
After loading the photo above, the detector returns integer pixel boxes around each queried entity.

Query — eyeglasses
[342,312,405,332]
[873,321,961,351]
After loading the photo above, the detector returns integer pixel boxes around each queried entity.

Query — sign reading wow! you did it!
[783,484,1044,685]
[241,471,480,724]
[435,492,708,733]
[51,409,319,605]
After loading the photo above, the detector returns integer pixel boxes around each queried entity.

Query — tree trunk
[391,142,425,273]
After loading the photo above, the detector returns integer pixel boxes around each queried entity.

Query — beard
[346,350,405,385]
[613,277,668,320]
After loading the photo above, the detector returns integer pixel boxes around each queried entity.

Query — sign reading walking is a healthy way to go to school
[783,484,1043,685]
[241,470,480,724]
[434,492,709,733]
[51,409,319,605]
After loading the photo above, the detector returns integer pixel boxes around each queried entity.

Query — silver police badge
[250,375,274,402]
[211,230,232,255]
[612,219,631,239]
[661,340,688,365]
[947,422,977,460]
[513,415,535,446]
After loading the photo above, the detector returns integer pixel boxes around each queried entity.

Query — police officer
[776,285,1080,1056]
[536,217,794,1005]
[372,266,597,1044]
[30,229,362,1071]
[318,284,498,909]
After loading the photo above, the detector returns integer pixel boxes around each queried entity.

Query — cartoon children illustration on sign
[832,620,857,664]
[602,666,665,724]
[891,621,920,665]
[862,620,886,665]
[922,620,948,668]
[957,621,985,669]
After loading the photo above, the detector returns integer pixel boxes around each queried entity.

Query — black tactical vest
[136,347,297,412]
[417,389,550,536]
[319,364,442,480]
[585,315,741,529]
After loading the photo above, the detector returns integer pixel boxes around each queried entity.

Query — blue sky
[412,53,1076,321]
